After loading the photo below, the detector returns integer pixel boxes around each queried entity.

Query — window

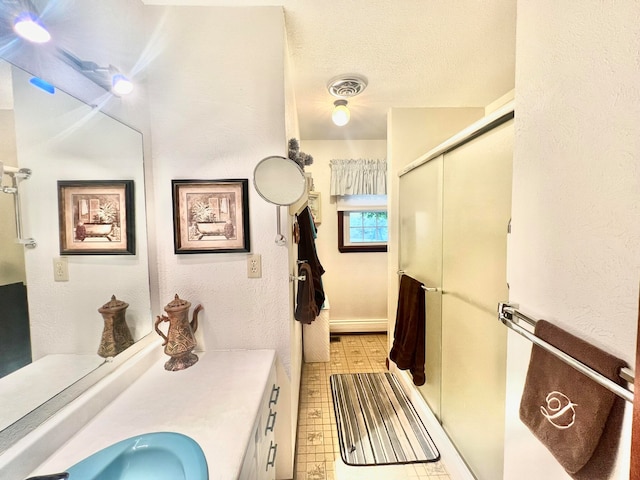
[338,210,388,253]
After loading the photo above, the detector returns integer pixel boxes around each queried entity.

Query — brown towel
[294,263,318,324]
[389,275,425,386]
[519,320,627,477]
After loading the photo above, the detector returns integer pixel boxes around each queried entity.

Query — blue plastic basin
[66,432,208,480]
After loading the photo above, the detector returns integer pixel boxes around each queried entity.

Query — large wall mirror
[0,59,151,449]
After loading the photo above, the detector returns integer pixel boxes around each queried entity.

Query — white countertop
[30,349,276,480]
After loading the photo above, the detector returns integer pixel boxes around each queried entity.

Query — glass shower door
[440,119,513,480]
[398,154,443,419]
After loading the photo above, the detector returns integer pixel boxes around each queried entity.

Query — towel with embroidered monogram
[519,320,627,477]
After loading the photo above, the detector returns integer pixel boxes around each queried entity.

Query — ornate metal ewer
[97,295,134,358]
[154,294,203,371]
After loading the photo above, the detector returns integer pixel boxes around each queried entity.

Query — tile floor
[294,333,452,480]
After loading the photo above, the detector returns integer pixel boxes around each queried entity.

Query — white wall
[144,14,298,472]
[144,6,295,373]
[302,140,388,329]
[504,2,640,478]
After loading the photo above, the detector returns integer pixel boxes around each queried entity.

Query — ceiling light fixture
[327,75,367,127]
[13,11,51,43]
[332,99,350,127]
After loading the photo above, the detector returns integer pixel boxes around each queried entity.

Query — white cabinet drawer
[240,359,279,479]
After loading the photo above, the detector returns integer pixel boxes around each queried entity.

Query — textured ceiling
[146,0,517,140]
[284,0,516,140]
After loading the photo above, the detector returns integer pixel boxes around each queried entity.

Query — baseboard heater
[329,319,387,334]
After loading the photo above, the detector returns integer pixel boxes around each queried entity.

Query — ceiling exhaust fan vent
[327,76,368,98]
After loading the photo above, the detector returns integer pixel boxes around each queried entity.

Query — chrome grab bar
[498,302,633,403]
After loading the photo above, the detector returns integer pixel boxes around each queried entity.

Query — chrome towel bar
[498,303,634,403]
[396,270,439,292]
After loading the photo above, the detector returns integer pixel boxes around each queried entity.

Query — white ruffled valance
[329,158,387,196]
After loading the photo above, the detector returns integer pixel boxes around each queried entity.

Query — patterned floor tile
[306,462,326,480]
[293,333,451,480]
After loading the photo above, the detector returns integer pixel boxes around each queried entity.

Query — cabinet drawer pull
[265,409,277,435]
[266,441,278,470]
[269,384,280,406]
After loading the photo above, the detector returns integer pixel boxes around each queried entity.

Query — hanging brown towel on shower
[519,320,628,479]
[389,274,425,386]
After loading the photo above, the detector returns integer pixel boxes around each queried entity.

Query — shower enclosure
[398,106,514,480]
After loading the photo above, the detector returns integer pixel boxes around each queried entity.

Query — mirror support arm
[1,162,36,249]
[275,206,286,246]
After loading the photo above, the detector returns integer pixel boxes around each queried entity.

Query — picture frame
[304,172,315,192]
[308,191,322,225]
[172,179,250,254]
[58,180,135,255]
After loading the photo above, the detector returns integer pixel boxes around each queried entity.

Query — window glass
[338,210,388,253]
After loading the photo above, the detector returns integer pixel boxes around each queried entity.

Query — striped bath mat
[330,372,440,466]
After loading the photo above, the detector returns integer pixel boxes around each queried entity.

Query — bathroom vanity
[12,345,281,480]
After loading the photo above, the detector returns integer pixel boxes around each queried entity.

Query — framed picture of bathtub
[171,179,250,254]
[57,180,135,255]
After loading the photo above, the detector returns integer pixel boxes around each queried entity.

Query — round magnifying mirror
[253,156,306,206]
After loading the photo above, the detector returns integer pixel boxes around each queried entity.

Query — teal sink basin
[66,432,208,480]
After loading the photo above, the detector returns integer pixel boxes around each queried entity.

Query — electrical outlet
[53,257,69,282]
[247,253,262,278]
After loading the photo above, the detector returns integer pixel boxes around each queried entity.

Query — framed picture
[172,179,250,254]
[58,180,135,255]
[304,172,315,192]
[308,191,322,225]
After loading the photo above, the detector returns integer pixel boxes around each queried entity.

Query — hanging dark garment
[297,206,325,314]
[294,263,319,324]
